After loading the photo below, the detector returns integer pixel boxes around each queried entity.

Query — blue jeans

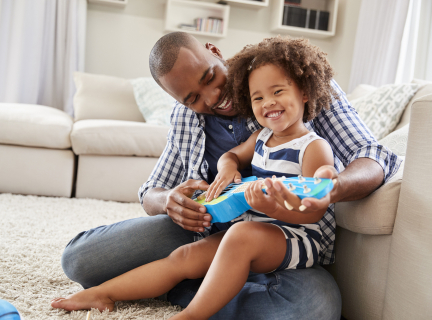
[61,215,341,320]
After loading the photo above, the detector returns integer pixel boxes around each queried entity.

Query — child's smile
[249,63,309,141]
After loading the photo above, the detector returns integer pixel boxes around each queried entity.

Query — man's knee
[61,234,91,287]
[276,265,341,320]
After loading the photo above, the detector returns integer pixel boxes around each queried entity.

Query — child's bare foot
[51,287,115,312]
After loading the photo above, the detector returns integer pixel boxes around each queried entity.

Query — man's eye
[207,73,215,85]
[191,95,199,105]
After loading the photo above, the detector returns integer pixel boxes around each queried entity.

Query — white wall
[85,0,362,92]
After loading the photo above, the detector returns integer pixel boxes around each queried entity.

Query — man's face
[159,43,239,117]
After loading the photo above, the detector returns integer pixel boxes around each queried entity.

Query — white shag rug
[0,193,182,320]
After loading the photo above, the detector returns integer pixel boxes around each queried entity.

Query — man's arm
[139,104,213,231]
[143,188,171,216]
[331,158,384,203]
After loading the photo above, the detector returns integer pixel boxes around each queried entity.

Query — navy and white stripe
[233,128,325,270]
[138,79,403,265]
[251,128,324,179]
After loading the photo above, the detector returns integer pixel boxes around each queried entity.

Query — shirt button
[228,125,233,129]
[193,165,198,171]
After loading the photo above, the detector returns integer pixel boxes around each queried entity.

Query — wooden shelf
[165,0,230,38]
[271,0,339,39]
[88,0,128,7]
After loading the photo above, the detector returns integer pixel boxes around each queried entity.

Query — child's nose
[263,98,276,108]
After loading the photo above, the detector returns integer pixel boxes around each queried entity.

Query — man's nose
[204,86,221,107]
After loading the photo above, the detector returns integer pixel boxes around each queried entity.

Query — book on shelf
[282,5,329,31]
[193,17,224,34]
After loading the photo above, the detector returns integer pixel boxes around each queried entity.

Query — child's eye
[274,90,282,95]
[253,97,262,101]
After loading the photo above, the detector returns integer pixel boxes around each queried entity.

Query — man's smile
[212,94,233,114]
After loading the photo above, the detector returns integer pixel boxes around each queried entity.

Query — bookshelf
[201,0,269,9]
[88,0,128,7]
[271,0,339,38]
[165,0,230,38]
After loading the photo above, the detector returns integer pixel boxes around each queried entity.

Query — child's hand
[263,167,337,213]
[244,180,279,216]
[205,170,242,202]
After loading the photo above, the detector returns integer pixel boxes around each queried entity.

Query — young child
[51,36,336,319]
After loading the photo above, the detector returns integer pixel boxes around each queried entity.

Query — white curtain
[348,0,410,92]
[413,0,432,81]
[395,0,422,84]
[0,0,87,116]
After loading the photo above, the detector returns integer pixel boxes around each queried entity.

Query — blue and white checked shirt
[138,80,403,265]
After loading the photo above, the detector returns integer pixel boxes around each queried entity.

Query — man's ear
[205,42,223,59]
[302,92,308,104]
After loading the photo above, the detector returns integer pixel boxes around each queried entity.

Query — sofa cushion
[130,77,176,126]
[0,103,73,149]
[346,84,377,101]
[350,83,419,139]
[73,72,145,122]
[71,119,169,157]
[335,160,404,235]
[379,124,409,157]
[394,80,432,131]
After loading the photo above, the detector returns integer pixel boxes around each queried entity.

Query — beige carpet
[0,193,181,319]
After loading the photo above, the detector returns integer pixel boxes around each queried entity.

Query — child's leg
[172,221,287,320]
[51,231,226,312]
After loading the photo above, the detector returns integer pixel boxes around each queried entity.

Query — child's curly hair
[226,36,337,122]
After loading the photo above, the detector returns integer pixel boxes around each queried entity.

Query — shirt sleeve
[138,128,185,206]
[313,80,402,183]
[138,102,188,206]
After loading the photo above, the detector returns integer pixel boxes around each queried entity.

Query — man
[61,32,401,319]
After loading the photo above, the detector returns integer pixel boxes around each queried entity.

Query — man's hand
[164,179,212,232]
[263,165,339,213]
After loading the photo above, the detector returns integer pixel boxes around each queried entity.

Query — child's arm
[205,129,261,202]
[246,139,334,224]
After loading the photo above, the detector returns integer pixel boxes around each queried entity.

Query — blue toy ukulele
[195,175,334,223]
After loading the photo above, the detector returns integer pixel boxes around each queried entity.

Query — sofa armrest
[383,93,432,319]
[334,163,403,235]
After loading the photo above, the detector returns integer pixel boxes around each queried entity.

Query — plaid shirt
[139,80,403,265]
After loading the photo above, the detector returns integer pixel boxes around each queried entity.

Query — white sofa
[0,73,431,320]
[0,104,75,197]
[326,79,432,320]
[70,72,169,202]
[0,73,169,202]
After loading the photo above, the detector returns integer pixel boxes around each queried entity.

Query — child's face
[248,63,308,135]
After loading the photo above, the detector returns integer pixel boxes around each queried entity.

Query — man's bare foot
[51,287,115,312]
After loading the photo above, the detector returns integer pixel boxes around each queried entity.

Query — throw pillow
[350,83,419,140]
[130,77,176,126]
[378,124,409,157]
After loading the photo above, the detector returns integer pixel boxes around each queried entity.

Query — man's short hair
[149,32,196,86]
